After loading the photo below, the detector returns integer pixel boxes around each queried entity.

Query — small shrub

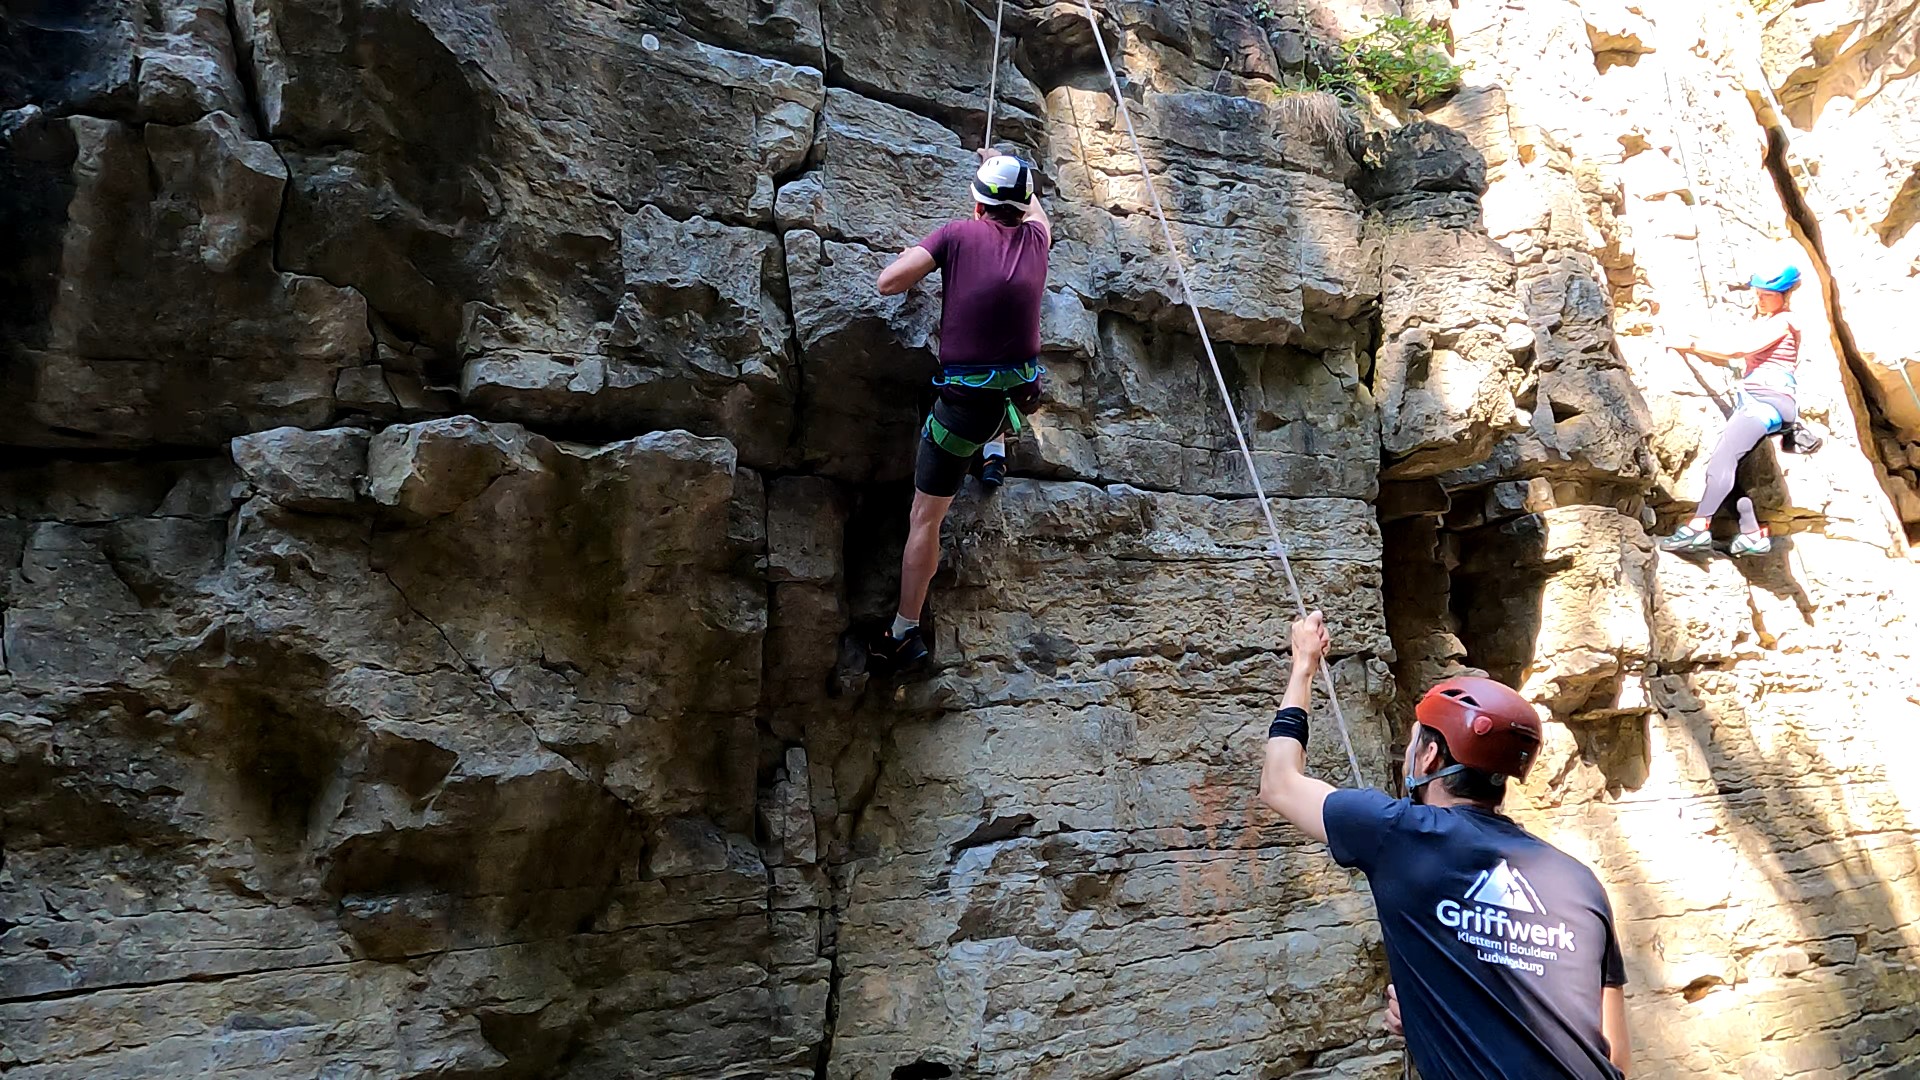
[1339,15,1463,105]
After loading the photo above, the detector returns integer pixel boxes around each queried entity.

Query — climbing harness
[1077,0,1364,787]
[924,361,1043,455]
[933,362,1041,392]
[983,0,1004,149]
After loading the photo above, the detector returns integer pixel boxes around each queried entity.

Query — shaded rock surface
[2,1,1918,1079]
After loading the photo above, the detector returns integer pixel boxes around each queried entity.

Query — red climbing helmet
[1413,676,1544,784]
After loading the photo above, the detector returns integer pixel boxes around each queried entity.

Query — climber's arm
[876,246,937,296]
[1257,613,1335,845]
[1022,194,1051,242]
[1675,314,1790,363]
[1603,986,1631,1074]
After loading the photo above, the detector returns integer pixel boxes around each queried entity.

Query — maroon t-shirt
[920,218,1050,372]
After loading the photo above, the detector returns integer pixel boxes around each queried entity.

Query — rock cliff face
[2,1,1917,1078]
[1757,0,1920,531]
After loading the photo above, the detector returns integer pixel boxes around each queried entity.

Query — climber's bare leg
[897,490,954,625]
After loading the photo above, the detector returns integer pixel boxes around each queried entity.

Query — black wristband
[1268,706,1309,746]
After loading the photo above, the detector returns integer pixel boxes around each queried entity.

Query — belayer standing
[1658,264,1806,557]
[1257,613,1632,1080]
[867,147,1050,671]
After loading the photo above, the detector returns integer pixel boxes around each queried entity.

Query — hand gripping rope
[1074,0,1365,787]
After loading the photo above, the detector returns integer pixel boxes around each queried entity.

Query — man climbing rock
[1257,613,1632,1079]
[866,147,1050,671]
[1658,264,1808,557]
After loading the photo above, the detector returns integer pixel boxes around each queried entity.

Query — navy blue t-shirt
[1325,789,1627,1080]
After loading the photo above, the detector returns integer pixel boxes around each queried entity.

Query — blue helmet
[1749,265,1802,293]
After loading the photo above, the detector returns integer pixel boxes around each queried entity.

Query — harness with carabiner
[922,360,1042,457]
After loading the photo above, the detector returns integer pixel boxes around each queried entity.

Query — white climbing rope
[1659,63,1720,313]
[983,0,1005,149]
[1658,54,1755,418]
[1899,363,1920,426]
[1077,0,1365,787]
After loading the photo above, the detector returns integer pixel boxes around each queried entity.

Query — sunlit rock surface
[1756,0,1920,534]
[2,0,1917,1077]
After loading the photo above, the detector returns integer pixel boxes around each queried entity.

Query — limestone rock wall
[1419,1,1920,1075]
[1757,0,1920,532]
[1,1,1917,1078]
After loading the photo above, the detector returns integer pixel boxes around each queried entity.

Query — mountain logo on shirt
[1435,859,1576,978]
[1464,860,1546,914]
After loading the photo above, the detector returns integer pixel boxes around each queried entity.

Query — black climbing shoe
[867,625,929,673]
[1781,421,1823,455]
[980,455,1007,491]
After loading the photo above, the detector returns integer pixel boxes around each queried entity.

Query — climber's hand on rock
[1385,984,1402,1036]
[1290,611,1329,669]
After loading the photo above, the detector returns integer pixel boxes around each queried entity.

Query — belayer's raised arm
[1255,612,1337,843]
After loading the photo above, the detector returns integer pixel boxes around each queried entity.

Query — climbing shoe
[1730,531,1772,558]
[980,454,1007,491]
[866,624,929,673]
[1658,524,1715,554]
[1781,421,1823,454]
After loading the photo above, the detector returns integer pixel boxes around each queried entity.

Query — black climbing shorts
[914,384,1011,498]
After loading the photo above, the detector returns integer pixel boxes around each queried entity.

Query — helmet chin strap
[1405,763,1471,801]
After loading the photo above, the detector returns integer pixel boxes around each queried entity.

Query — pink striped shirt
[1742,316,1800,394]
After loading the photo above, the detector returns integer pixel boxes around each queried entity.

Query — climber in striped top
[1658,264,1805,558]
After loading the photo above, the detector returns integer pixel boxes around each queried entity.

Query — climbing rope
[1657,53,1753,420]
[983,0,1005,149]
[1658,64,1719,314]
[1899,363,1920,426]
[1077,0,1365,787]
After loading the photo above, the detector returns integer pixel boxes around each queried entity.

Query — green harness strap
[923,412,986,458]
[923,402,1026,456]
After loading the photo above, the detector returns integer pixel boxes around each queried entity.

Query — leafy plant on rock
[1338,15,1463,105]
